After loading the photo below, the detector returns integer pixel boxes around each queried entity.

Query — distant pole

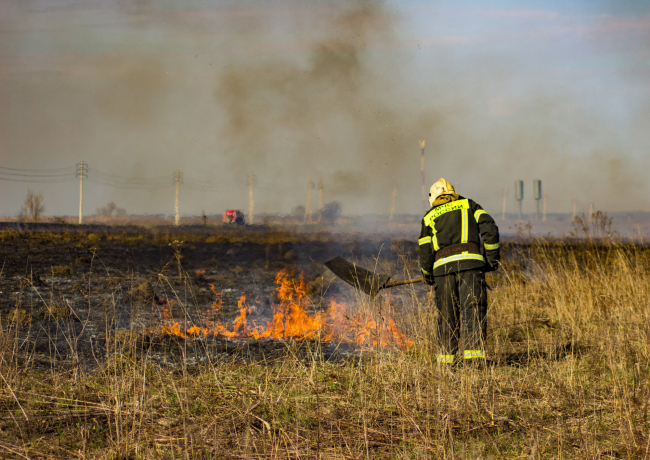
[533,180,542,221]
[174,170,181,226]
[573,198,576,219]
[249,173,254,225]
[76,161,85,225]
[304,179,313,224]
[389,181,397,221]
[543,194,547,221]
[502,187,507,220]
[589,202,594,222]
[317,175,324,223]
[419,140,426,211]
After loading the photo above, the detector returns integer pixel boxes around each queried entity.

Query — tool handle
[384,278,423,288]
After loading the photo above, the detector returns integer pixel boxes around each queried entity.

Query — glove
[423,273,435,286]
[484,259,500,273]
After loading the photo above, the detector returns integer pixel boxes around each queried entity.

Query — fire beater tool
[324,257,422,298]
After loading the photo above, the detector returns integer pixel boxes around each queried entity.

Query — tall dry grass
[0,238,649,458]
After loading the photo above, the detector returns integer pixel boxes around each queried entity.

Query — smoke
[213,1,441,212]
[0,0,649,217]
[211,0,650,215]
[95,57,168,127]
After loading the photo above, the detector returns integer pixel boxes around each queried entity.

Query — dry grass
[51,265,73,277]
[36,303,70,321]
[0,238,649,458]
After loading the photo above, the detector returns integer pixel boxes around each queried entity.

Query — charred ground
[0,225,416,370]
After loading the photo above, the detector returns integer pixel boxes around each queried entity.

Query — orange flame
[154,269,413,350]
[205,285,222,317]
[231,295,252,336]
[257,270,323,340]
[157,299,175,321]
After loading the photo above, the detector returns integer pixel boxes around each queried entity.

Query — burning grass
[0,235,649,458]
[156,268,413,351]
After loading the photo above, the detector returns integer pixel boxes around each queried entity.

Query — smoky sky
[0,0,649,217]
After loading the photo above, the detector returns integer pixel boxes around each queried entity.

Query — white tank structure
[515,180,524,220]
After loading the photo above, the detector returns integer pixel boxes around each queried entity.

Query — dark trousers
[433,269,487,361]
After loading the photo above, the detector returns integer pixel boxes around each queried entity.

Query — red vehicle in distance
[223,210,245,225]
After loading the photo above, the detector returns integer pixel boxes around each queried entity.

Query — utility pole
[419,140,426,212]
[589,202,594,222]
[249,173,254,225]
[533,180,542,221]
[304,179,313,224]
[389,181,398,221]
[76,161,87,225]
[174,170,182,226]
[502,187,507,220]
[317,175,324,223]
[573,199,576,220]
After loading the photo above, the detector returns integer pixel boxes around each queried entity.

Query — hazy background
[0,0,648,218]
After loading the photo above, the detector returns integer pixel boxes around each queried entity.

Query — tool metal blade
[324,257,391,298]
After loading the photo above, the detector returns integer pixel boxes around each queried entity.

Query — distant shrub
[96,202,126,217]
[20,190,44,223]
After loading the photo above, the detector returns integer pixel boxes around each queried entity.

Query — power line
[183,174,229,192]
[0,165,230,191]
[0,166,75,173]
[86,167,169,183]
[84,175,172,190]
[0,176,76,183]
[0,165,76,183]
[0,171,75,178]
[183,183,227,192]
[85,167,172,190]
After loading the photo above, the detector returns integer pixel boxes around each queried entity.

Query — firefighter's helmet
[429,178,455,206]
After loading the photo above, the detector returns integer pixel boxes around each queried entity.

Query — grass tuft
[51,265,73,276]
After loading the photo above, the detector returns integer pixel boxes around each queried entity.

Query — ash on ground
[0,226,421,371]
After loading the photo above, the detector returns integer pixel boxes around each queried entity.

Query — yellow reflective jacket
[418,195,500,278]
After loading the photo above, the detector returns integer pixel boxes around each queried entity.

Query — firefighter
[418,178,500,366]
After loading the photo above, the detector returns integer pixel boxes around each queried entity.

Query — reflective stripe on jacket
[419,196,500,277]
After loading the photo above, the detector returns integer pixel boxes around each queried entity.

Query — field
[0,225,648,459]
